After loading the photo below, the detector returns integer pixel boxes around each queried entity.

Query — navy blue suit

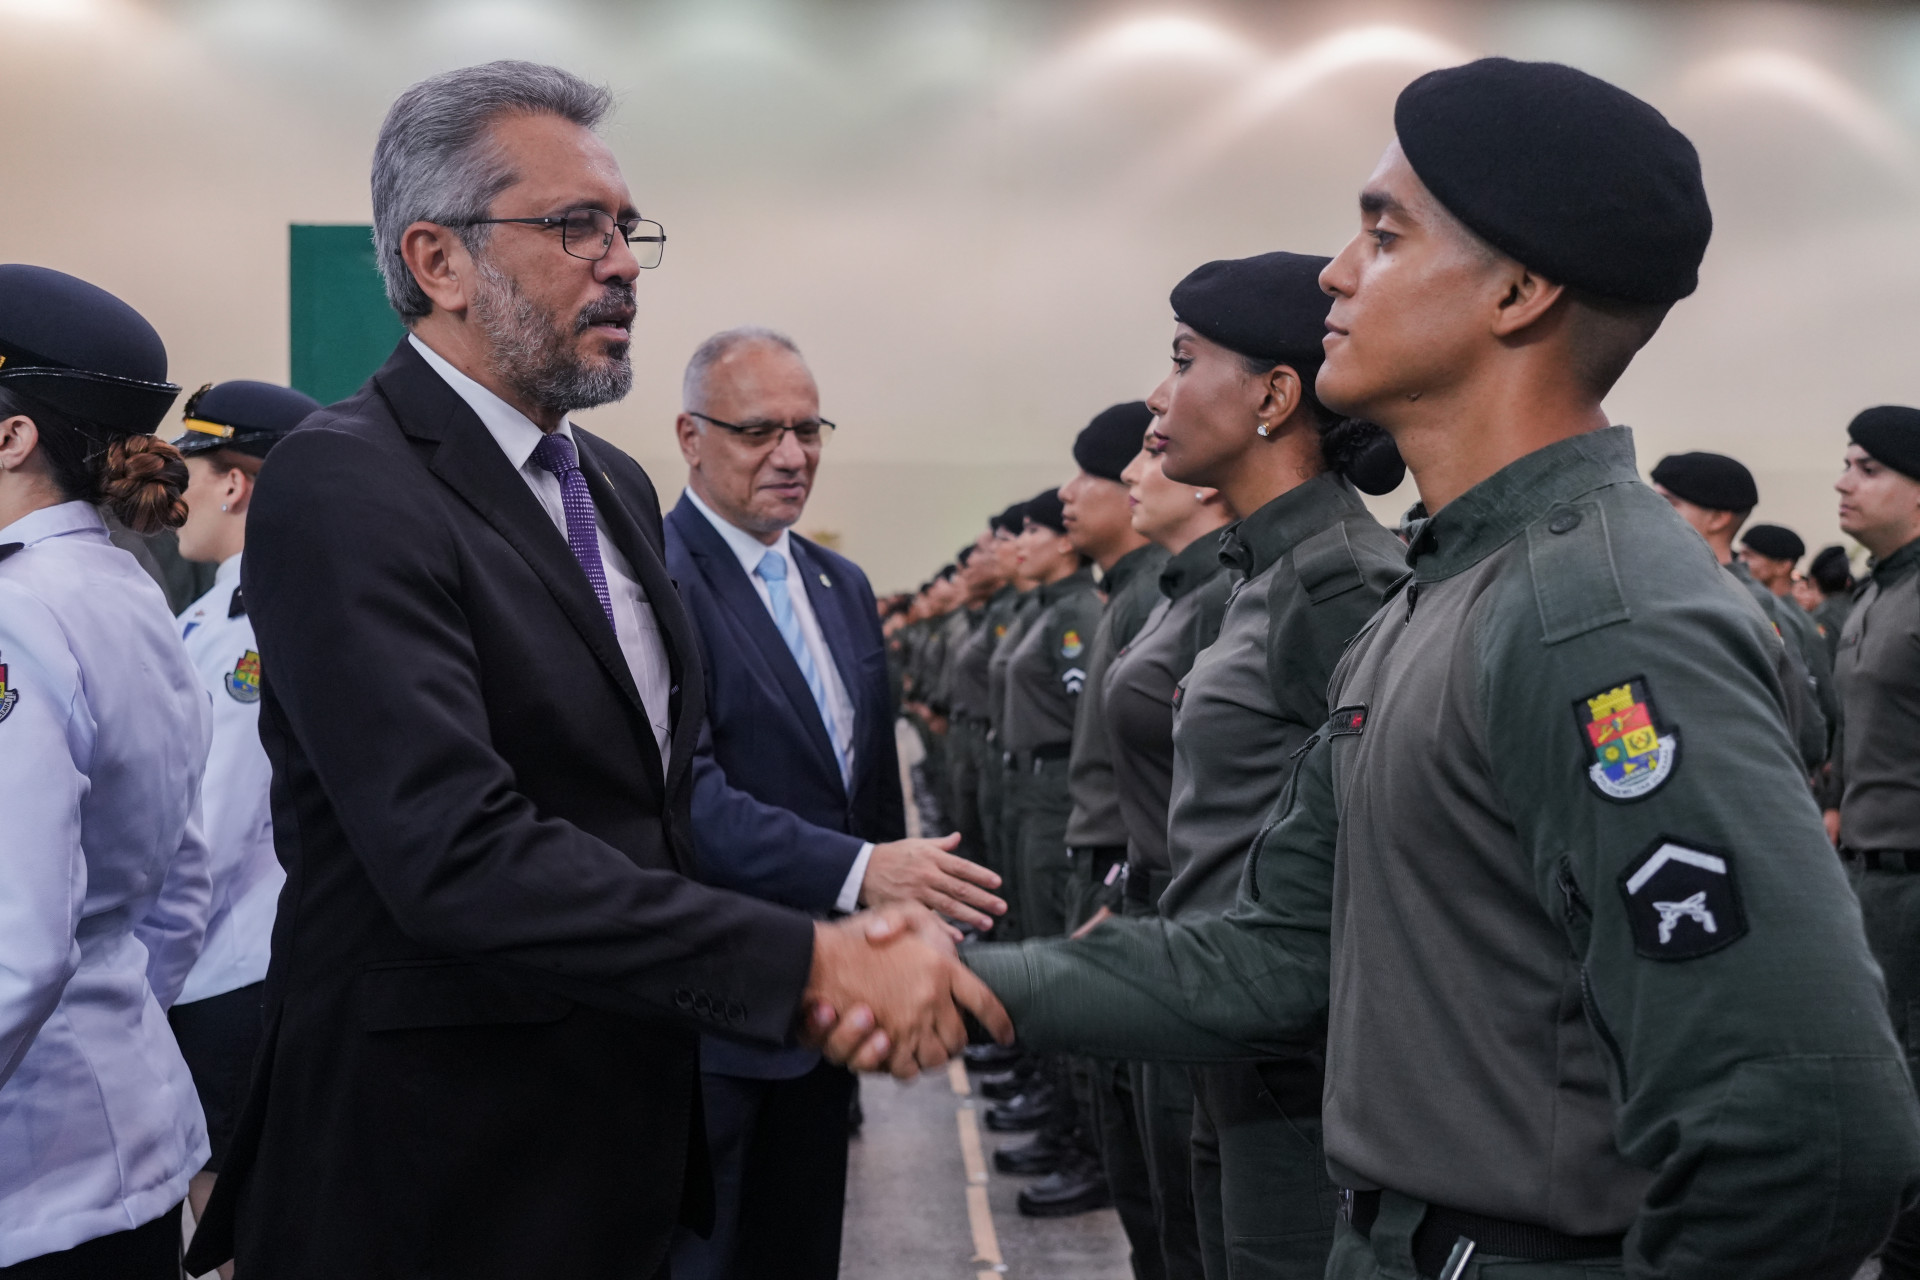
[665,491,904,1280]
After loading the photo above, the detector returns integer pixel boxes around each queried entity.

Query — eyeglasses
[689,411,836,449]
[457,209,666,267]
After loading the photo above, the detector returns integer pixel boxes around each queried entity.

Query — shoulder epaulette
[1292,522,1365,604]
[1526,501,1630,645]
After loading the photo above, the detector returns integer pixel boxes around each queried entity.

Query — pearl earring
[220,504,229,512]
[1194,490,1206,501]
[1256,423,1271,437]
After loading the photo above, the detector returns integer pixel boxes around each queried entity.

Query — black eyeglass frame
[688,410,837,447]
[456,209,666,266]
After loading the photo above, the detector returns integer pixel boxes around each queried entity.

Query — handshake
[801,904,1014,1079]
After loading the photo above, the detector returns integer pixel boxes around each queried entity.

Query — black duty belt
[1844,848,1920,873]
[1013,743,1071,772]
[1068,845,1126,883]
[1345,1190,1623,1275]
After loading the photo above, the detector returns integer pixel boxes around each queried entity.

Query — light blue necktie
[756,550,849,782]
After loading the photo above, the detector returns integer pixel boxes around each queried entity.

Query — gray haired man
[183,61,1007,1280]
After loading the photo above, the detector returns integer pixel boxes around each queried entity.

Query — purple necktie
[529,432,616,632]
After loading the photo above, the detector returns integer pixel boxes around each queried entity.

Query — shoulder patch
[1060,629,1084,659]
[1618,837,1747,960]
[1329,704,1368,736]
[0,655,16,724]
[1292,523,1365,605]
[1061,666,1086,695]
[226,649,263,703]
[1574,676,1678,801]
[1527,501,1630,645]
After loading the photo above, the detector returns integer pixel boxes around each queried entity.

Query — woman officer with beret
[965,252,1408,1279]
[0,265,212,1278]
[166,380,318,1258]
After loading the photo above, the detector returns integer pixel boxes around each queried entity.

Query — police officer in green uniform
[1651,451,1834,769]
[1104,426,1237,1278]
[947,58,1920,1280]
[1737,523,1804,601]
[947,532,1012,871]
[983,489,1105,1138]
[1829,406,1920,1279]
[1152,251,1408,1280]
[1807,544,1857,662]
[1018,404,1170,1228]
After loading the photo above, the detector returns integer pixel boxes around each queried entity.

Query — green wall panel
[288,224,405,406]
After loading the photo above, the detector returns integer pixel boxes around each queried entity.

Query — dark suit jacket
[185,341,816,1280]
[667,496,903,1081]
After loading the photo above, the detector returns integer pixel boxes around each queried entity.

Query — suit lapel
[575,434,702,796]
[791,538,868,755]
[373,345,666,795]
[669,495,843,783]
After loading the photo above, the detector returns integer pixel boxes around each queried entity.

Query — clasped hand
[802,904,1012,1079]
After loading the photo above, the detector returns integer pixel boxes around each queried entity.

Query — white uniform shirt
[0,501,212,1265]
[411,335,674,766]
[176,554,282,1005]
[684,487,874,912]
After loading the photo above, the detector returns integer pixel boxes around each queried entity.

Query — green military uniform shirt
[1102,534,1233,903]
[1000,564,1103,755]
[1834,535,1920,849]
[1158,473,1404,921]
[968,427,1920,1276]
[986,588,1039,741]
[950,587,1015,722]
[1064,542,1169,849]
[1813,590,1854,663]
[1728,558,1834,765]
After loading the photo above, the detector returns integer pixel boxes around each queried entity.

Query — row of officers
[881,257,1920,1275]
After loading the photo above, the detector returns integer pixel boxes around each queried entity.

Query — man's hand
[1824,808,1842,845]
[860,833,1006,933]
[802,908,1012,1079]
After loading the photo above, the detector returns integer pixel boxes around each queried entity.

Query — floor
[840,1062,1134,1280]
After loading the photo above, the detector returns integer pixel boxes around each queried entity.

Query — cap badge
[226,649,262,703]
[1574,676,1678,802]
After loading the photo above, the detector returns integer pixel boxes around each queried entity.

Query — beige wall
[5,0,1919,589]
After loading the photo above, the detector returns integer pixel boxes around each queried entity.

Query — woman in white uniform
[166,380,317,1246]
[0,265,212,1278]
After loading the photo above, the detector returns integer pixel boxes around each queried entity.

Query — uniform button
[1548,510,1582,535]
[726,1001,746,1025]
[674,988,694,1009]
[694,992,712,1016]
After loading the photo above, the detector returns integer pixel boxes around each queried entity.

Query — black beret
[1395,58,1712,305]
[1651,452,1757,512]
[0,264,180,434]
[1170,252,1333,367]
[991,501,1028,536]
[1848,405,1920,482]
[1810,545,1854,593]
[1741,524,1804,563]
[1074,401,1152,483]
[1024,488,1067,535]
[170,380,322,459]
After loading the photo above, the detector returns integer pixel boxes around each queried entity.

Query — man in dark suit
[184,61,1005,1280]
[664,327,1006,1279]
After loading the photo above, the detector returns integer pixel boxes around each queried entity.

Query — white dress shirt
[0,501,212,1265]
[176,554,282,1006]
[411,335,674,767]
[684,486,875,912]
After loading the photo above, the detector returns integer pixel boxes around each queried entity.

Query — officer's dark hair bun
[1319,419,1405,496]
[100,434,189,534]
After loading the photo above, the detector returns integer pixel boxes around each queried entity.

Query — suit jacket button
[675,988,694,1009]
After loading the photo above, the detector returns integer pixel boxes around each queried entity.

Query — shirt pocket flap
[357,960,574,1031]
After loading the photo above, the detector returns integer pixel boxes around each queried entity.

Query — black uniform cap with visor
[0,264,181,436]
[170,380,323,460]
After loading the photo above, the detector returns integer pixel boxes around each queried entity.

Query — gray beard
[471,259,633,415]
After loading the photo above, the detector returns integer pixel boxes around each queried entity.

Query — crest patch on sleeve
[1060,629,1085,659]
[1617,837,1747,960]
[1573,676,1678,801]
[0,656,16,724]
[226,649,263,703]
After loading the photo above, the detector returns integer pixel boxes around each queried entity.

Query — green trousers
[1134,1060,1206,1279]
[1853,865,1920,1278]
[1324,1192,1624,1280]
[946,718,988,867]
[1007,755,1073,942]
[977,741,1012,933]
[1190,1063,1337,1280]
